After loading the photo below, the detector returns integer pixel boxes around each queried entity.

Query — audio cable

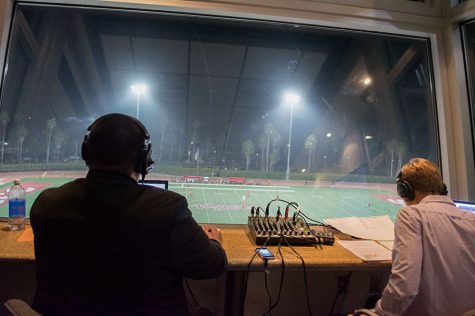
[329,271,353,315]
[261,236,285,316]
[242,235,272,312]
[282,234,313,316]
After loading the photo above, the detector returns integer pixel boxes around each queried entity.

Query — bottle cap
[13,179,20,185]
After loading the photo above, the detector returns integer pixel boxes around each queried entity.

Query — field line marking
[216,186,234,224]
[200,187,210,223]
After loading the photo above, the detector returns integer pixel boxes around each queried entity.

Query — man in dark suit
[30,113,227,316]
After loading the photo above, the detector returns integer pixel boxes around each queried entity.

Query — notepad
[338,240,392,261]
[324,215,395,240]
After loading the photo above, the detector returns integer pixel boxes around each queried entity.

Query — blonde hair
[400,158,444,194]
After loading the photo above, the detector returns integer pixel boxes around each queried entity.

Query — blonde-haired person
[351,158,475,316]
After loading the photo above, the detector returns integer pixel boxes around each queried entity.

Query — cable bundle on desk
[248,197,335,246]
[243,196,335,316]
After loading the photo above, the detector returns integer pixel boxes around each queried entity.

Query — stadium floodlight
[285,93,300,181]
[131,84,146,120]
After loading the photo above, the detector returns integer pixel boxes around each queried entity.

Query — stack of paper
[323,215,394,261]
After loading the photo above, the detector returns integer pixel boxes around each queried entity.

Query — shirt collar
[419,194,455,206]
[86,169,138,185]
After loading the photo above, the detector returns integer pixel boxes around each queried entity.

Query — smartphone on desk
[256,248,275,260]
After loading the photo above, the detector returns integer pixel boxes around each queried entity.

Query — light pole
[285,93,300,181]
[131,84,146,120]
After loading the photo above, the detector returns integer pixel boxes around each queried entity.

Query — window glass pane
[462,19,475,164]
[0,3,439,224]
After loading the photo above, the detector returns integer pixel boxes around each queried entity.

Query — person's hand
[203,224,223,244]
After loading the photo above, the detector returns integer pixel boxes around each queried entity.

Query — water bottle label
[9,199,25,218]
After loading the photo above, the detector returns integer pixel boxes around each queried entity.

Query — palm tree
[269,150,280,171]
[242,140,255,171]
[395,141,407,173]
[46,118,56,164]
[1,111,9,164]
[53,128,66,163]
[386,138,399,177]
[258,135,267,171]
[304,134,317,173]
[158,119,168,163]
[215,134,226,164]
[264,123,276,171]
[205,136,212,159]
[15,125,28,164]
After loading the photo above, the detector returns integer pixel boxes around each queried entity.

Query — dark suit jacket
[30,170,227,316]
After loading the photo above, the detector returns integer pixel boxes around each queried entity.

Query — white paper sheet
[378,240,394,250]
[323,215,395,240]
[338,240,392,261]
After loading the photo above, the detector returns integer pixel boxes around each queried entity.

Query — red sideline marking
[190,203,251,211]
[371,194,405,207]
[229,177,246,184]
[0,182,53,206]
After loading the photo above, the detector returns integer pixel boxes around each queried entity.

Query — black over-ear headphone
[396,171,415,201]
[396,171,448,202]
[81,114,154,179]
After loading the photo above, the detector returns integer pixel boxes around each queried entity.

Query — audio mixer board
[248,216,334,246]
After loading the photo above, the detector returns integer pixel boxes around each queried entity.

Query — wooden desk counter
[219,226,391,271]
[0,224,35,262]
[0,223,391,316]
[0,223,391,269]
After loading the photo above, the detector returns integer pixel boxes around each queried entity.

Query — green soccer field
[0,178,403,224]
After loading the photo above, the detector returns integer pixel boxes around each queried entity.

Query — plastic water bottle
[8,179,26,231]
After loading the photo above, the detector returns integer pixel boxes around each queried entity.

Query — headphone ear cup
[145,144,153,171]
[397,179,414,201]
[135,143,153,175]
[441,183,448,196]
[81,135,89,164]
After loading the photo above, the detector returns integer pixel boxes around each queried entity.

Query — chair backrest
[4,299,42,316]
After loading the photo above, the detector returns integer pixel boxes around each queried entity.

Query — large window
[0,3,439,224]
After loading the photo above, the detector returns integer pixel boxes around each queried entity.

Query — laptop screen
[140,180,168,190]
[454,201,475,214]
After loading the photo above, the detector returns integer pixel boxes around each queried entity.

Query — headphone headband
[396,170,448,202]
[81,114,154,181]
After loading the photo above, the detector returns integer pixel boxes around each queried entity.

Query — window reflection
[0,4,439,223]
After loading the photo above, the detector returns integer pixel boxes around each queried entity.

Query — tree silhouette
[395,141,407,173]
[46,118,56,164]
[258,135,267,171]
[264,123,277,171]
[269,150,280,171]
[1,111,9,164]
[15,125,28,164]
[215,134,226,164]
[304,134,317,173]
[242,139,255,171]
[158,119,168,163]
[53,128,66,163]
[386,138,398,177]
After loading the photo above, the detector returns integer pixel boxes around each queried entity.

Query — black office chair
[4,299,41,316]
